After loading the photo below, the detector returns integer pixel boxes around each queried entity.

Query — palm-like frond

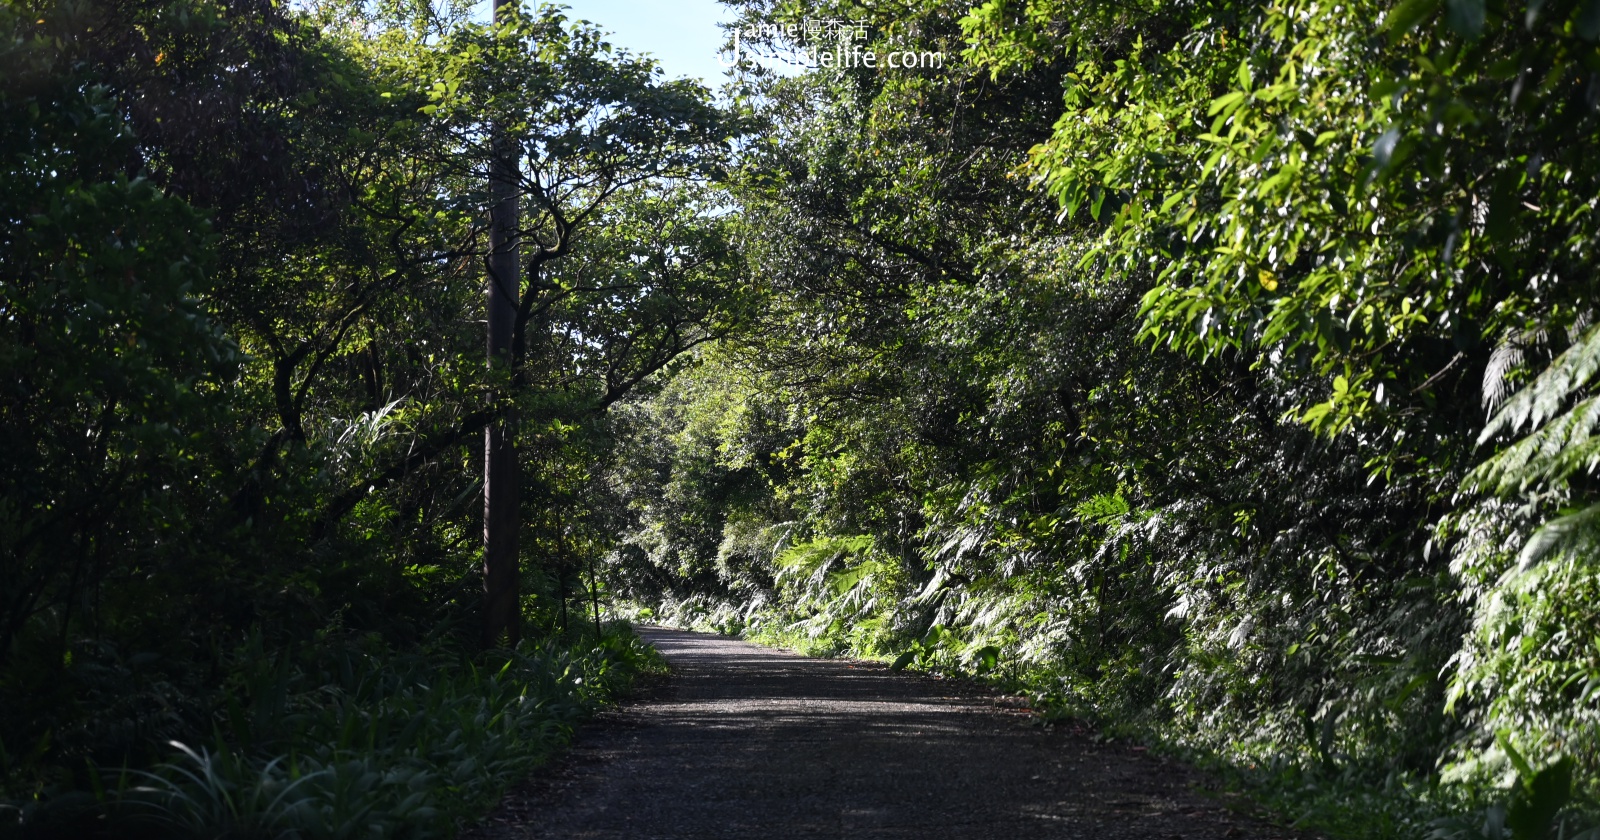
[1470,322,1600,571]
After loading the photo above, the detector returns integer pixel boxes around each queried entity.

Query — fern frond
[1515,502,1600,573]
[1467,324,1600,574]
[1482,332,1532,412]
[1479,323,1600,445]
[1467,395,1600,494]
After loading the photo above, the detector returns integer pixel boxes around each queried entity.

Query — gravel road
[466,627,1307,840]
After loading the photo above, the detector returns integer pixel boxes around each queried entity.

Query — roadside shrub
[1,625,659,839]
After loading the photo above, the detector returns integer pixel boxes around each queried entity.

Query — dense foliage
[610,0,1600,837]
[1,0,729,833]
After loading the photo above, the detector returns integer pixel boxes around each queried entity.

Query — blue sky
[558,0,738,86]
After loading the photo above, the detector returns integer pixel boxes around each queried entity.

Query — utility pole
[482,0,521,649]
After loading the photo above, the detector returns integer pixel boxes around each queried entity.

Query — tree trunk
[481,0,521,649]
[558,566,570,634]
[589,554,602,640]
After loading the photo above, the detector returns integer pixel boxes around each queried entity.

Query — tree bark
[482,0,522,649]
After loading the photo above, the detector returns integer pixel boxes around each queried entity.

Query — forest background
[3,0,1599,837]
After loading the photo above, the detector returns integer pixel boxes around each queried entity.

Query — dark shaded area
[469,628,1308,839]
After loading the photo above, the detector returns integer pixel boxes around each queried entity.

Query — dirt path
[467,627,1307,839]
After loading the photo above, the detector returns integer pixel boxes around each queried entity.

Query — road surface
[467,627,1303,840]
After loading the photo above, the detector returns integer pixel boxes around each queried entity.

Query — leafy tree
[0,0,744,820]
[610,0,1599,832]
[408,4,740,644]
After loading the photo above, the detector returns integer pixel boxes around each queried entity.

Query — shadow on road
[467,627,1303,840]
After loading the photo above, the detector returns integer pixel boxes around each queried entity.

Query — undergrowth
[0,623,662,839]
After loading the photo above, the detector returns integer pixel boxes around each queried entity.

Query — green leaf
[1385,0,1441,38]
[1577,0,1600,40]
[1207,91,1245,116]
[1445,0,1486,35]
[1498,731,1536,781]
[1507,755,1574,840]
[1300,402,1334,425]
[1486,168,1523,246]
